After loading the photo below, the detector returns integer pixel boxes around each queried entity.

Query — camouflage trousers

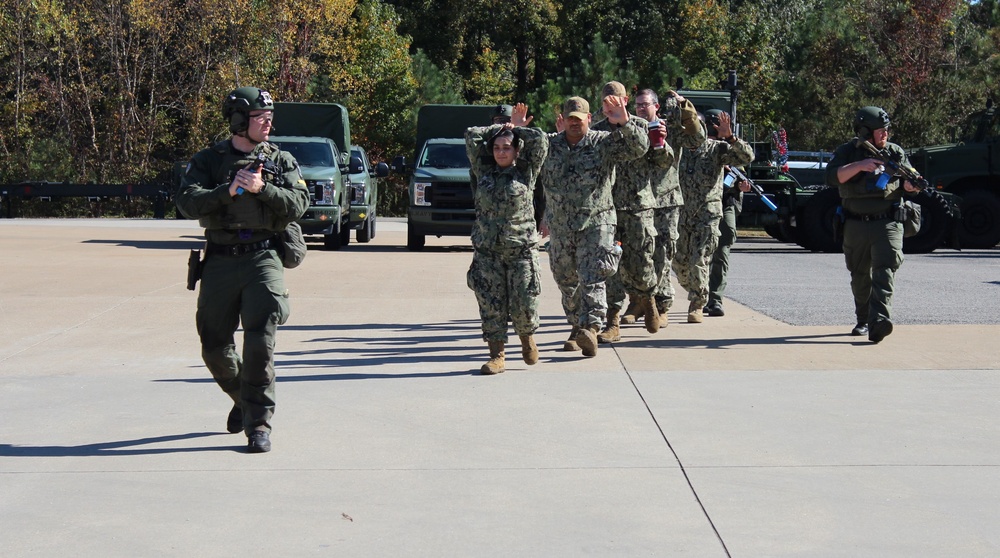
[197,249,289,435]
[843,218,903,325]
[652,205,680,309]
[467,244,542,342]
[675,212,721,307]
[708,204,738,305]
[548,224,616,329]
[607,209,658,311]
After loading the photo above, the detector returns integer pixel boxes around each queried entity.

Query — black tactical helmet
[223,86,274,134]
[853,106,891,139]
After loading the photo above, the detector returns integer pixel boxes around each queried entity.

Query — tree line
[1,0,997,217]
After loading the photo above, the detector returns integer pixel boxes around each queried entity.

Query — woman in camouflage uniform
[465,104,548,374]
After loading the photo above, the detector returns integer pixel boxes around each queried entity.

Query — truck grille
[428,183,473,210]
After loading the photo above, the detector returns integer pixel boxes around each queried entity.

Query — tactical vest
[198,141,284,231]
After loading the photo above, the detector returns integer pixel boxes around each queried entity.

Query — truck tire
[957,189,1000,249]
[339,221,351,247]
[902,193,949,254]
[800,187,843,253]
[763,223,788,242]
[407,227,425,251]
[357,214,374,243]
[323,227,342,251]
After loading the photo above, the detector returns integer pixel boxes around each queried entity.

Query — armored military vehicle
[907,104,1000,248]
[270,102,353,250]
[392,104,497,251]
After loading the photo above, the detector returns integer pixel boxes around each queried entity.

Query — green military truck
[347,145,389,243]
[270,102,353,250]
[681,72,958,254]
[392,104,497,250]
[907,104,1000,248]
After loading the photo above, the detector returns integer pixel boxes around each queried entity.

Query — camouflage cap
[563,96,590,120]
[601,81,627,98]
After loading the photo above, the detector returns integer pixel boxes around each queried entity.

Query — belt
[844,209,893,222]
[206,238,275,257]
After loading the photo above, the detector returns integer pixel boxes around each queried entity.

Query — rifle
[726,165,778,212]
[854,138,956,218]
[236,152,279,195]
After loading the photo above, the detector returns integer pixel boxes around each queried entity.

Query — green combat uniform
[540,116,649,332]
[676,136,754,311]
[465,124,548,343]
[176,139,309,438]
[826,138,914,336]
[593,116,674,315]
[707,185,743,311]
[652,96,706,313]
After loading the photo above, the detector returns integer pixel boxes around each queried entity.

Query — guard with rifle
[176,86,310,453]
[825,106,919,344]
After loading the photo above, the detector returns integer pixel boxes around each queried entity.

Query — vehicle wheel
[407,227,425,251]
[323,227,342,251]
[339,221,351,247]
[763,224,788,242]
[957,189,1000,249]
[357,214,374,243]
[903,193,949,254]
[800,187,843,253]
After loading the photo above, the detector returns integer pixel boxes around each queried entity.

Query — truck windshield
[419,144,469,169]
[273,142,334,167]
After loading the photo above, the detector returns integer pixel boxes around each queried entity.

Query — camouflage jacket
[654,96,707,208]
[176,140,310,245]
[678,137,754,220]
[539,120,649,231]
[592,115,674,211]
[465,124,548,249]
[826,139,911,215]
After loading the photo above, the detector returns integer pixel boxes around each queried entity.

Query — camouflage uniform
[826,139,913,330]
[651,97,706,312]
[540,121,649,330]
[593,116,674,311]
[465,124,548,342]
[176,139,309,437]
[675,136,754,309]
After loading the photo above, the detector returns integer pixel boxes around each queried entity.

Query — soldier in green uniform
[705,174,751,317]
[465,103,548,374]
[826,106,918,343]
[592,82,673,342]
[176,87,310,452]
[675,110,754,323]
[540,95,649,357]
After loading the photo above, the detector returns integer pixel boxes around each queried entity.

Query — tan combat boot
[598,308,621,343]
[687,300,703,323]
[576,324,600,357]
[621,296,643,325]
[519,334,539,365]
[563,325,581,351]
[657,300,670,329]
[480,340,505,375]
[643,296,660,334]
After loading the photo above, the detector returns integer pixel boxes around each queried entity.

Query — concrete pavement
[1,218,997,557]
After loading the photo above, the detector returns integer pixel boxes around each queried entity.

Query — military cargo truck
[907,104,1000,248]
[392,104,497,251]
[270,102,353,250]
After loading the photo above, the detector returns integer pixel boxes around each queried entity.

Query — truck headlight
[413,182,431,206]
[314,180,335,206]
[351,182,366,204]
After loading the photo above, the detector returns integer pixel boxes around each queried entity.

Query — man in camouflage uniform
[826,106,918,343]
[592,82,673,342]
[675,110,754,323]
[623,90,706,327]
[540,95,649,357]
[465,103,548,374]
[176,86,310,453]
